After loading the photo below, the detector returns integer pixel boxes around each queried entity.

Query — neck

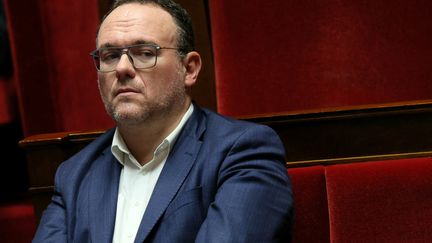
[117,100,191,165]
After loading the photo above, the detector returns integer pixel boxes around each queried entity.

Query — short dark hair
[100,0,195,56]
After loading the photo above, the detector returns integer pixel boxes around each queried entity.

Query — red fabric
[209,0,432,116]
[325,157,432,242]
[288,166,330,243]
[0,77,17,125]
[0,202,36,242]
[4,0,114,136]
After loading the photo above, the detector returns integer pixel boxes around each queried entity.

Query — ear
[183,51,202,88]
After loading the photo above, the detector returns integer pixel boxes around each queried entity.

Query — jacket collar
[134,104,207,242]
[89,145,122,243]
[88,105,207,242]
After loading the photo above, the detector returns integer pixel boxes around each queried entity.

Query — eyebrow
[99,40,158,49]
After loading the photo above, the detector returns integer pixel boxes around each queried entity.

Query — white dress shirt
[111,104,194,243]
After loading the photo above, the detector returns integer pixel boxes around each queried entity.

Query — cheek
[154,64,185,87]
[141,71,172,92]
[97,76,113,99]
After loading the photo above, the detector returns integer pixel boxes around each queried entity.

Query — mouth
[115,87,140,97]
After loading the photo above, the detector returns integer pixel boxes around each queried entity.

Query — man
[33,0,293,242]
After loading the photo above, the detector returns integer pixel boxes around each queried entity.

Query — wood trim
[19,130,105,147]
[241,100,432,163]
[238,99,432,121]
[20,100,432,220]
[20,99,432,164]
[286,151,432,168]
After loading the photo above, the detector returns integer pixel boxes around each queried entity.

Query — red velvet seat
[2,0,112,241]
[3,0,113,137]
[0,202,36,243]
[326,157,432,242]
[208,0,432,117]
[288,166,330,242]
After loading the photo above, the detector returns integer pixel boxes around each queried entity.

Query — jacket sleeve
[32,163,68,243]
[195,125,294,243]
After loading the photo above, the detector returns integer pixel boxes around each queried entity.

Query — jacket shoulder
[55,128,115,176]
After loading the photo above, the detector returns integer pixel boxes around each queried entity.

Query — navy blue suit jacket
[33,105,293,243]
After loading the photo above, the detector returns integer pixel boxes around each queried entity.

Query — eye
[100,49,121,62]
[132,46,157,59]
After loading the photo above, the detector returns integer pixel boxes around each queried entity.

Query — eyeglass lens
[95,45,158,72]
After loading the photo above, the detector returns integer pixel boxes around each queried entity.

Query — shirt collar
[111,103,194,169]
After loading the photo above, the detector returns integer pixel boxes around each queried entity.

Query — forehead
[97,3,177,47]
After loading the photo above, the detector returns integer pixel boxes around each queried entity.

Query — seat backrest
[3,0,113,136]
[208,0,432,117]
[326,157,432,242]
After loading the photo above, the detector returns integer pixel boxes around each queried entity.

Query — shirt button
[134,201,140,207]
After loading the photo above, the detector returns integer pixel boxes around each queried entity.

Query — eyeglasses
[89,44,178,72]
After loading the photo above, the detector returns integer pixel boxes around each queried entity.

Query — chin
[112,112,149,125]
[108,104,148,123]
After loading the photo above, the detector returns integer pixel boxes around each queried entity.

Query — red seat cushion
[0,202,36,242]
[288,166,330,242]
[326,157,432,242]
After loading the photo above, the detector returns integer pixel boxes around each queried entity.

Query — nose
[115,53,136,80]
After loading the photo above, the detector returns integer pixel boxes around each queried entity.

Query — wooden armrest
[19,130,105,147]
[19,130,105,221]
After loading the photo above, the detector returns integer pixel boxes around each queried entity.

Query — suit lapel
[134,107,206,243]
[88,147,122,243]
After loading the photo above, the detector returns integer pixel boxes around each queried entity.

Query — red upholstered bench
[0,201,37,243]
[326,157,432,242]
[2,158,431,242]
[14,130,432,242]
[288,157,432,243]
[288,166,330,242]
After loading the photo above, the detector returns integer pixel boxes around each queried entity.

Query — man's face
[96,3,188,125]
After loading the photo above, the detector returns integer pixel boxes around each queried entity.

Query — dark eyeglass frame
[89,44,179,72]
